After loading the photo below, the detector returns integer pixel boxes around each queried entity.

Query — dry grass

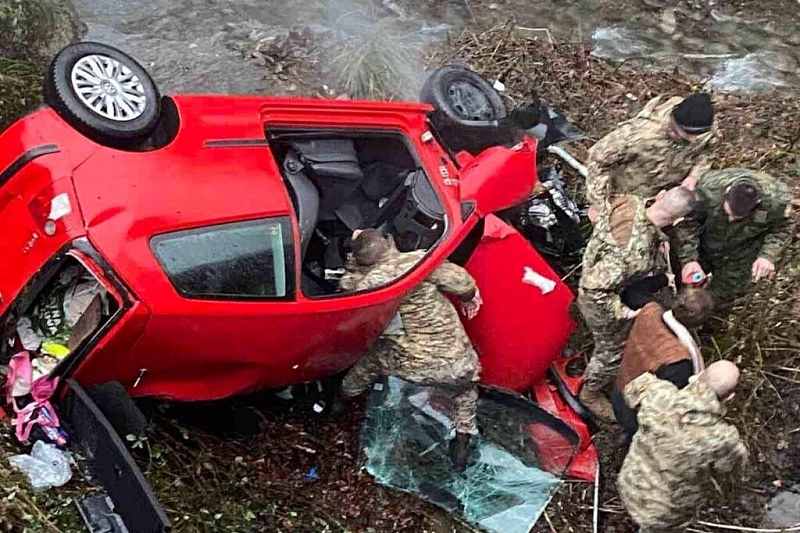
[328,13,424,101]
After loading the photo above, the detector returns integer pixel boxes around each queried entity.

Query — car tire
[87,381,147,438]
[43,42,161,148]
[421,66,519,155]
[421,66,507,124]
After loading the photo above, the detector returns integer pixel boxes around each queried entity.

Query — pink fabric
[6,351,33,404]
[5,351,61,444]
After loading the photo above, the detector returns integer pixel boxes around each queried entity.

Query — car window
[151,218,294,299]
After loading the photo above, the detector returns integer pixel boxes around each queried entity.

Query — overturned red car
[0,43,595,482]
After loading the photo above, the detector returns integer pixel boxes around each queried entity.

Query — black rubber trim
[460,201,476,222]
[546,367,601,434]
[0,144,60,188]
[479,385,580,445]
[54,238,136,380]
[59,379,171,533]
[204,139,270,148]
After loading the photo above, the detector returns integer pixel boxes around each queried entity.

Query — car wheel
[87,381,147,438]
[43,42,161,148]
[421,66,506,124]
[421,66,519,155]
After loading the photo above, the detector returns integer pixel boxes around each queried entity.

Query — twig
[763,371,800,386]
[516,27,556,47]
[592,464,600,533]
[543,510,558,533]
[695,521,800,532]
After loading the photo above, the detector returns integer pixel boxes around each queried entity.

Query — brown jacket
[615,302,690,391]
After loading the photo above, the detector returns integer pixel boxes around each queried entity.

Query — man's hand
[587,204,599,224]
[681,261,705,283]
[681,161,710,191]
[624,307,641,320]
[462,288,483,320]
[752,257,775,282]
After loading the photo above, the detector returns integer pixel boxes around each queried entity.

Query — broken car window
[151,218,294,299]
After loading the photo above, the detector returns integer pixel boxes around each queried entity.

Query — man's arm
[682,155,713,191]
[711,426,749,475]
[622,372,671,410]
[586,125,636,205]
[428,262,477,301]
[581,288,637,321]
[674,192,709,265]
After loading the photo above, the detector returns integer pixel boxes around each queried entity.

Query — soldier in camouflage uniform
[339,229,482,469]
[578,187,696,420]
[675,168,793,307]
[618,360,748,532]
[586,93,717,208]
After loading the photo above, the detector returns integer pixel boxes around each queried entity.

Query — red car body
[1,93,599,479]
[1,95,577,399]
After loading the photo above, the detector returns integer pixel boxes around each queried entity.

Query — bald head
[646,186,697,227]
[700,360,740,399]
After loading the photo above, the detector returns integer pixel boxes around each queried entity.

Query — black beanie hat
[672,93,714,134]
[724,177,762,217]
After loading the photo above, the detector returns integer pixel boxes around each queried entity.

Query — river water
[70,0,800,96]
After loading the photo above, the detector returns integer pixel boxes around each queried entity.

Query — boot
[578,387,615,423]
[448,432,474,472]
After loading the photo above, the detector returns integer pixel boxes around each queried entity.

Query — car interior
[0,257,120,373]
[266,129,447,297]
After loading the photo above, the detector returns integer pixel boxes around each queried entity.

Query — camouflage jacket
[586,96,717,206]
[579,196,668,320]
[675,168,793,268]
[618,373,748,529]
[340,246,478,375]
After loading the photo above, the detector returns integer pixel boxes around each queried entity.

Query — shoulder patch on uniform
[753,210,768,224]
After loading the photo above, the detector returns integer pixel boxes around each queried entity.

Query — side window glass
[151,218,294,299]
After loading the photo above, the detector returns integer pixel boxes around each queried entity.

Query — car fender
[458,137,538,217]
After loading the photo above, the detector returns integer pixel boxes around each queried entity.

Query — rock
[0,0,85,63]
[660,9,677,34]
[764,490,800,529]
[759,50,799,74]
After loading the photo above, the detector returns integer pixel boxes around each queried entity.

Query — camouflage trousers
[578,295,633,392]
[703,260,753,309]
[341,338,481,435]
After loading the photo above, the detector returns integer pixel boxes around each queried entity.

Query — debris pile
[241,28,322,94]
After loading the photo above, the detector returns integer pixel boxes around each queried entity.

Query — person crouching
[611,286,714,441]
[618,360,748,532]
[339,229,483,470]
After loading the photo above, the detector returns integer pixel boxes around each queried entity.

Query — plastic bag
[361,378,563,533]
[9,441,72,491]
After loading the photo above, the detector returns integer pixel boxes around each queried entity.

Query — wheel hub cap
[447,81,495,121]
[70,54,147,122]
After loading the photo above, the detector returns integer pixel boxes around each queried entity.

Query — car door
[461,215,576,392]
[252,100,476,388]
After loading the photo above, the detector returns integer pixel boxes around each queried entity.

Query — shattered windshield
[361,378,575,533]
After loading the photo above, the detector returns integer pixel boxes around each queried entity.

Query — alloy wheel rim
[70,54,147,122]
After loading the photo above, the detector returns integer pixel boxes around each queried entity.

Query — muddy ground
[1,0,800,532]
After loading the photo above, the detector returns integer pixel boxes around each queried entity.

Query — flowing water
[70,0,800,96]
